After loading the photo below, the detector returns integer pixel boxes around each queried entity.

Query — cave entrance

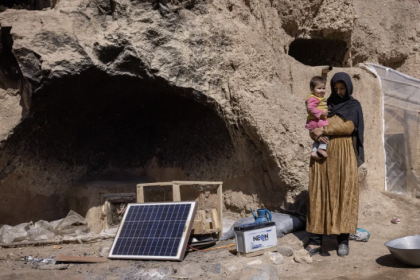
[288,38,348,67]
[1,69,265,225]
[0,0,51,11]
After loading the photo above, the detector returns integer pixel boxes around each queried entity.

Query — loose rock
[277,246,294,257]
[293,249,313,264]
[264,252,283,265]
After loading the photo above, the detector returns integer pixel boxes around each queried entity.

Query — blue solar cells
[110,203,192,258]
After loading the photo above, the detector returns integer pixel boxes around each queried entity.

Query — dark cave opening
[0,0,51,11]
[0,27,23,82]
[1,68,266,224]
[288,38,348,67]
[22,71,235,176]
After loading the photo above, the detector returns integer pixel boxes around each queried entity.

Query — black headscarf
[327,72,365,166]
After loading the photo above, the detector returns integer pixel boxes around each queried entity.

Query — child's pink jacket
[305,97,329,130]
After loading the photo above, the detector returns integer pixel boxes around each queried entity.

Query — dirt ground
[0,191,419,280]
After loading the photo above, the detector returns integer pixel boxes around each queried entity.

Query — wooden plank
[202,228,220,234]
[217,184,223,236]
[191,220,204,234]
[104,193,136,203]
[198,210,207,231]
[0,240,63,248]
[136,185,145,203]
[191,221,220,234]
[237,246,277,258]
[211,209,221,230]
[137,182,173,187]
[172,184,181,202]
[172,181,223,185]
[55,255,108,263]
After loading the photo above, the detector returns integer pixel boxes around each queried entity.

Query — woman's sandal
[337,243,349,257]
[305,245,322,257]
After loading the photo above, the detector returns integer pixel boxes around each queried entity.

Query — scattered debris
[391,217,401,224]
[53,245,62,249]
[349,228,371,241]
[24,255,56,265]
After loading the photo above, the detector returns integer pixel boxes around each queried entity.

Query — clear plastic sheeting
[54,210,88,236]
[0,223,32,243]
[0,210,105,244]
[364,63,420,197]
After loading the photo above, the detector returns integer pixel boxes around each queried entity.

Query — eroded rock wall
[0,0,407,224]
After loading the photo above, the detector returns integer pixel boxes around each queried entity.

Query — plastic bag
[26,220,55,241]
[0,223,32,243]
[100,227,118,239]
[54,210,88,235]
[27,228,55,241]
[222,218,236,235]
[220,213,304,240]
[349,228,370,242]
[63,233,99,244]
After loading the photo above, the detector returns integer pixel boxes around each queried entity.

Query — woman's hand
[310,127,328,143]
[318,136,329,144]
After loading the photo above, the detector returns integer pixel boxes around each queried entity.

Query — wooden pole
[136,185,145,203]
[217,184,223,236]
[172,184,181,201]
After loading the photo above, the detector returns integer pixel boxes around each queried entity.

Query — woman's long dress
[306,115,359,235]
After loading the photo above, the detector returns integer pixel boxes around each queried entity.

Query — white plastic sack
[63,233,99,244]
[27,228,55,241]
[100,227,118,239]
[222,218,236,236]
[0,223,32,243]
[54,210,88,235]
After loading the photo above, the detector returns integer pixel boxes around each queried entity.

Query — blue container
[250,208,272,223]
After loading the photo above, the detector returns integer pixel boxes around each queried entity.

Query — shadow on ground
[376,254,418,268]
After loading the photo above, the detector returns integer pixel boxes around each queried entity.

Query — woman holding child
[304,72,365,257]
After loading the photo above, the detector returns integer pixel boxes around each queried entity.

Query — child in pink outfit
[305,76,329,159]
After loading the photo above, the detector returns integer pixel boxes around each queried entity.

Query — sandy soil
[1,191,419,280]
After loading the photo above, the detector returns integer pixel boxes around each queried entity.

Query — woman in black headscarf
[305,72,364,257]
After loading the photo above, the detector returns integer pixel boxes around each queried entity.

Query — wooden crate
[136,181,223,238]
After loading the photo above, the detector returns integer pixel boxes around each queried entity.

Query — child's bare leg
[317,148,328,158]
[310,140,322,160]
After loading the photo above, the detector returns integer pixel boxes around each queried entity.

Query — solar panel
[108,202,197,261]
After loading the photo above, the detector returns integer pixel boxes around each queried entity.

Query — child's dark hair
[310,76,326,90]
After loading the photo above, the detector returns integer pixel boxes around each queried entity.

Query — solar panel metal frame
[108,201,197,261]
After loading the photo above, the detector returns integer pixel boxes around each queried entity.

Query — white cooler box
[234,222,277,253]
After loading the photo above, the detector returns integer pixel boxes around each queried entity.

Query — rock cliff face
[1,0,415,224]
